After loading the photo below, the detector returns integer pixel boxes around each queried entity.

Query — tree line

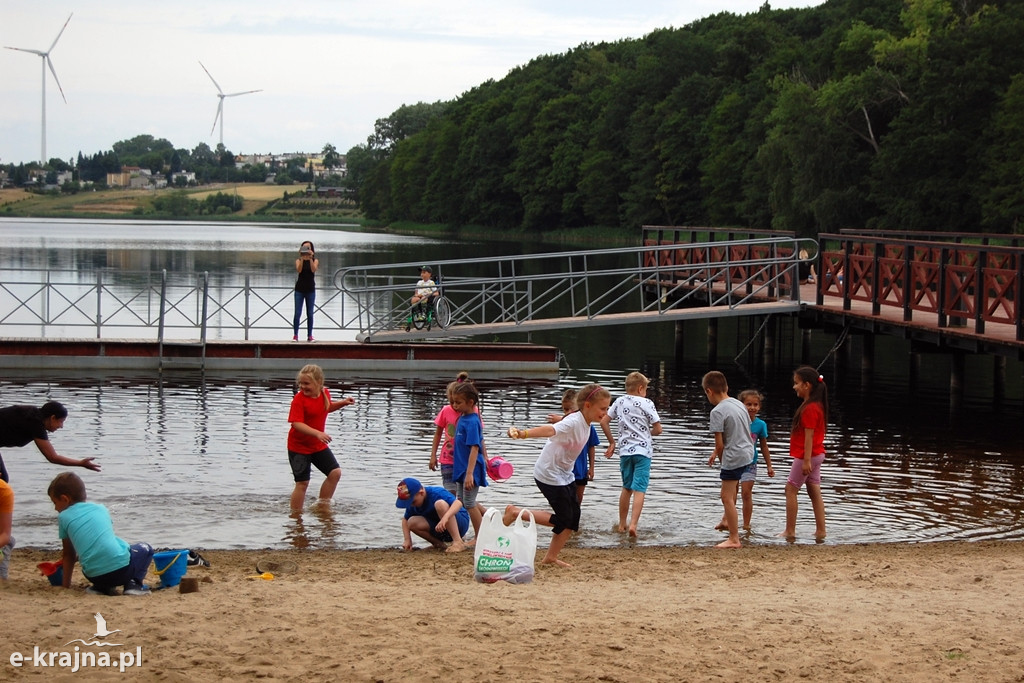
[345,0,1024,236]
[1,138,344,190]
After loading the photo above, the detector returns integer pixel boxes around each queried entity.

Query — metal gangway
[334,237,818,342]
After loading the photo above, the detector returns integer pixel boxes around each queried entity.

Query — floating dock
[0,338,561,375]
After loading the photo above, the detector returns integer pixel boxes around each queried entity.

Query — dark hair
[47,472,86,503]
[701,371,728,394]
[451,380,479,406]
[791,365,829,432]
[41,401,68,420]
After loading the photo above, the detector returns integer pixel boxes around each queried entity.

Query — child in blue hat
[396,477,469,553]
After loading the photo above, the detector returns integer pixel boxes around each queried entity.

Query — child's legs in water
[740,480,755,528]
[288,449,340,510]
[309,448,341,502]
[618,455,650,535]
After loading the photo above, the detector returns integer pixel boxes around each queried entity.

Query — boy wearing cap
[411,266,438,307]
[396,477,469,553]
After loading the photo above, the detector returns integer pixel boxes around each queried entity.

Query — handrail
[334,237,817,340]
[0,267,348,341]
[817,233,1024,341]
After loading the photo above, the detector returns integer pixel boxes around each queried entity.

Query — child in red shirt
[287,364,354,512]
[779,365,828,540]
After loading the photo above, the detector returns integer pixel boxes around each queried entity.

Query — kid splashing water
[287,364,355,513]
[504,384,612,568]
[779,366,828,540]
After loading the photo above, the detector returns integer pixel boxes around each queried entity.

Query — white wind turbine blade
[223,89,262,98]
[48,13,73,54]
[3,46,45,56]
[210,99,224,136]
[199,61,224,94]
[47,57,67,104]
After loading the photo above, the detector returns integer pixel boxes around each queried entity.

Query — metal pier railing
[333,237,818,342]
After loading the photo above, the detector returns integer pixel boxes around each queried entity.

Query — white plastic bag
[473,507,536,584]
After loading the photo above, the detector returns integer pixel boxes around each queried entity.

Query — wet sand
[4,541,1023,681]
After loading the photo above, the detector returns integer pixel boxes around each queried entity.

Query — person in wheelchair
[406,265,440,331]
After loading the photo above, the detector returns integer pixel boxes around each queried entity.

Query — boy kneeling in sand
[396,477,469,552]
[48,472,154,595]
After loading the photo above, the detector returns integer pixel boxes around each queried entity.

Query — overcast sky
[1,1,822,166]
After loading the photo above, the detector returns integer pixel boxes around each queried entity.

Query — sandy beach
[3,541,1022,682]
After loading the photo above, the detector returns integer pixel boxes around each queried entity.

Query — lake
[1,218,1022,552]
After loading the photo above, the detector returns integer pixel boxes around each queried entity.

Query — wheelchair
[404,291,451,331]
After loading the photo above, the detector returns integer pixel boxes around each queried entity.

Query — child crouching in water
[504,384,611,568]
[396,477,469,552]
[48,472,153,595]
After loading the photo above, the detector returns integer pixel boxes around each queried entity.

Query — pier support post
[993,355,1006,406]
[949,350,966,411]
[707,319,718,365]
[674,321,686,361]
[763,317,777,372]
[909,350,921,390]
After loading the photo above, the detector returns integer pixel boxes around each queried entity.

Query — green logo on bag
[497,536,510,548]
[477,555,514,572]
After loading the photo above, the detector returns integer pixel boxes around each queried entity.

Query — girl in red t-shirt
[779,365,828,540]
[287,364,355,512]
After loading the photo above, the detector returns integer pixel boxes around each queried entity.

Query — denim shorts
[739,462,758,483]
[440,464,456,494]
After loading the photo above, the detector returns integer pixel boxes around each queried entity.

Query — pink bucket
[487,457,514,482]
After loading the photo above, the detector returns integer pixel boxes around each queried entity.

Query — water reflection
[4,366,1023,551]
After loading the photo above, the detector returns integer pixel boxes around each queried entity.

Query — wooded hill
[347,0,1024,236]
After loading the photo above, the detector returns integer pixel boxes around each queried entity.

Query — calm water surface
[2,219,1022,551]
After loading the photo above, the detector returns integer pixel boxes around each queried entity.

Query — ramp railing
[333,237,818,341]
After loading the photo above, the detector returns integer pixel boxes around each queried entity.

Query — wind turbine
[199,61,261,147]
[4,13,73,164]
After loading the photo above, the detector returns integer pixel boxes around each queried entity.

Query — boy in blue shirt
[48,472,153,595]
[396,477,469,553]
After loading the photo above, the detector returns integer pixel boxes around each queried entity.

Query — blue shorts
[620,455,651,493]
[740,462,758,483]
[426,511,470,542]
[720,465,747,481]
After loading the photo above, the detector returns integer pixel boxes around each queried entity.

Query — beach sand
[4,542,1023,682]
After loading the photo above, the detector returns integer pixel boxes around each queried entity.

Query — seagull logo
[63,613,123,647]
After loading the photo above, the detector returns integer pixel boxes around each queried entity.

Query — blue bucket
[152,549,188,588]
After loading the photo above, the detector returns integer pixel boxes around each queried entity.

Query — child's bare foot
[616,523,627,533]
[814,530,827,540]
[502,505,518,526]
[715,539,742,548]
[628,525,638,538]
[777,530,796,541]
[541,557,573,568]
[464,538,476,547]
[714,521,728,531]
[742,525,752,532]
[445,542,468,553]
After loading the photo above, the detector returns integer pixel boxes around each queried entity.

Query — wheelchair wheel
[412,306,427,330]
[434,297,452,329]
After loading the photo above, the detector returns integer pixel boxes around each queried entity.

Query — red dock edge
[0,339,562,375]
